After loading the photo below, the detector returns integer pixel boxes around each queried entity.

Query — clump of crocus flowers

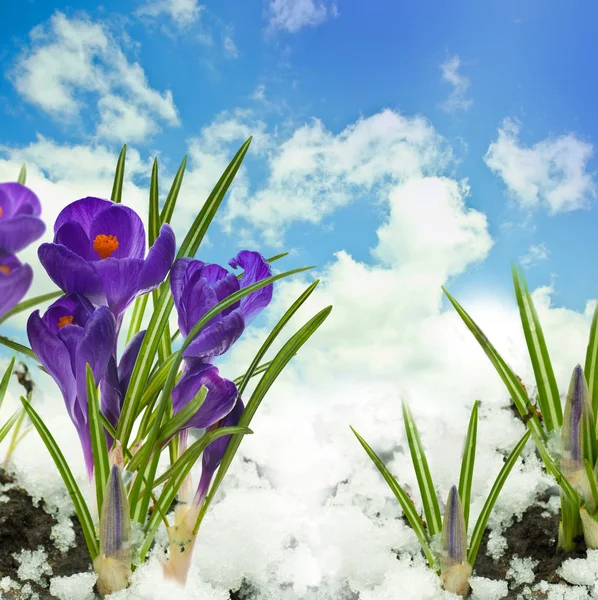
[15,142,331,595]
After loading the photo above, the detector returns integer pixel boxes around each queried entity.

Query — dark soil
[0,469,92,599]
[474,488,587,599]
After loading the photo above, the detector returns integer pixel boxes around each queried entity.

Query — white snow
[13,547,52,586]
[506,555,537,586]
[469,576,508,600]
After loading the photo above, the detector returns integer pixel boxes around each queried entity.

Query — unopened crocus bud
[561,366,594,506]
[93,465,132,596]
[440,486,472,597]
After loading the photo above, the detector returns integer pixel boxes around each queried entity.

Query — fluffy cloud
[10,12,180,143]
[439,55,473,114]
[267,0,339,33]
[485,118,596,213]
[519,242,549,267]
[137,0,203,27]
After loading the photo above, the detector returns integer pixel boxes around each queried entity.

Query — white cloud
[250,84,267,102]
[137,0,203,27]
[439,55,473,114]
[221,109,454,246]
[485,118,596,213]
[267,0,338,33]
[519,242,549,267]
[10,12,180,143]
[223,31,239,59]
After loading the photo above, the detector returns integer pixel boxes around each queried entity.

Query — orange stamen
[0,207,3,217]
[93,234,119,259]
[57,315,74,328]
[0,265,10,275]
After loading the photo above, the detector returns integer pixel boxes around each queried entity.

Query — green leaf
[17,164,26,185]
[585,459,598,508]
[20,399,98,559]
[237,280,319,398]
[458,400,478,531]
[125,295,149,345]
[0,291,62,326]
[351,426,435,568]
[157,385,207,443]
[138,426,252,560]
[584,301,598,430]
[138,351,177,413]
[195,304,332,534]
[468,430,531,565]
[110,145,126,203]
[0,357,16,412]
[512,264,562,431]
[402,400,442,537]
[0,410,21,444]
[443,287,544,437]
[0,336,37,361]
[86,365,110,514]
[148,158,160,247]
[117,139,252,449]
[159,155,187,226]
[233,360,273,387]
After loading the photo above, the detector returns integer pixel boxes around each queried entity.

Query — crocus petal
[38,243,105,303]
[89,205,146,260]
[93,258,144,315]
[183,309,245,360]
[180,277,219,340]
[210,272,241,316]
[0,262,32,320]
[117,330,146,396]
[54,197,112,236]
[229,250,272,324]
[172,361,238,431]
[43,293,95,334]
[0,215,46,254]
[136,224,176,294]
[0,183,42,217]
[170,259,205,312]
[101,357,122,431]
[55,222,95,260]
[27,310,77,420]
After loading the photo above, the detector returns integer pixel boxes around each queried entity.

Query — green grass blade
[443,287,545,437]
[158,385,207,443]
[0,337,37,361]
[0,291,62,327]
[458,400,479,531]
[0,357,16,411]
[117,139,252,449]
[584,301,598,429]
[468,430,531,565]
[585,459,598,508]
[351,426,435,567]
[159,155,187,225]
[17,164,26,185]
[86,365,110,514]
[148,158,160,247]
[512,264,562,431]
[110,145,126,204]
[0,410,21,444]
[125,295,149,345]
[138,351,178,413]
[233,361,273,387]
[195,304,332,533]
[237,280,319,398]
[20,399,98,559]
[138,426,252,560]
[402,400,442,537]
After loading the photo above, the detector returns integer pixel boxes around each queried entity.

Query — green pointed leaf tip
[110,145,127,204]
[458,400,478,530]
[17,164,26,185]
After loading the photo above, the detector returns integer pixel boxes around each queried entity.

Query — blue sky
[0,0,597,334]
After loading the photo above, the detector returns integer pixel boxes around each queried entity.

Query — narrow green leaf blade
[512,264,562,431]
[468,430,531,564]
[584,301,598,429]
[402,400,442,537]
[0,291,62,326]
[148,158,160,246]
[157,385,207,443]
[17,164,26,185]
[20,399,98,559]
[584,459,598,508]
[351,426,435,568]
[0,337,37,361]
[0,409,21,444]
[458,400,478,531]
[159,156,187,225]
[125,295,149,345]
[0,357,16,411]
[110,145,126,204]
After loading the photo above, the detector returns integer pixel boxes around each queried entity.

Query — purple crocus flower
[0,183,45,254]
[27,293,116,478]
[101,330,146,438]
[38,197,176,317]
[170,250,272,360]
[0,251,33,320]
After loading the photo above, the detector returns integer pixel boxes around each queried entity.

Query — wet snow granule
[13,547,52,586]
[469,576,508,600]
[558,548,598,586]
[49,573,97,600]
[485,529,508,560]
[506,556,537,586]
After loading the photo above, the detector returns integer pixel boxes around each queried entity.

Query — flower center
[57,315,74,328]
[0,265,10,275]
[0,207,3,218]
[93,234,119,259]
